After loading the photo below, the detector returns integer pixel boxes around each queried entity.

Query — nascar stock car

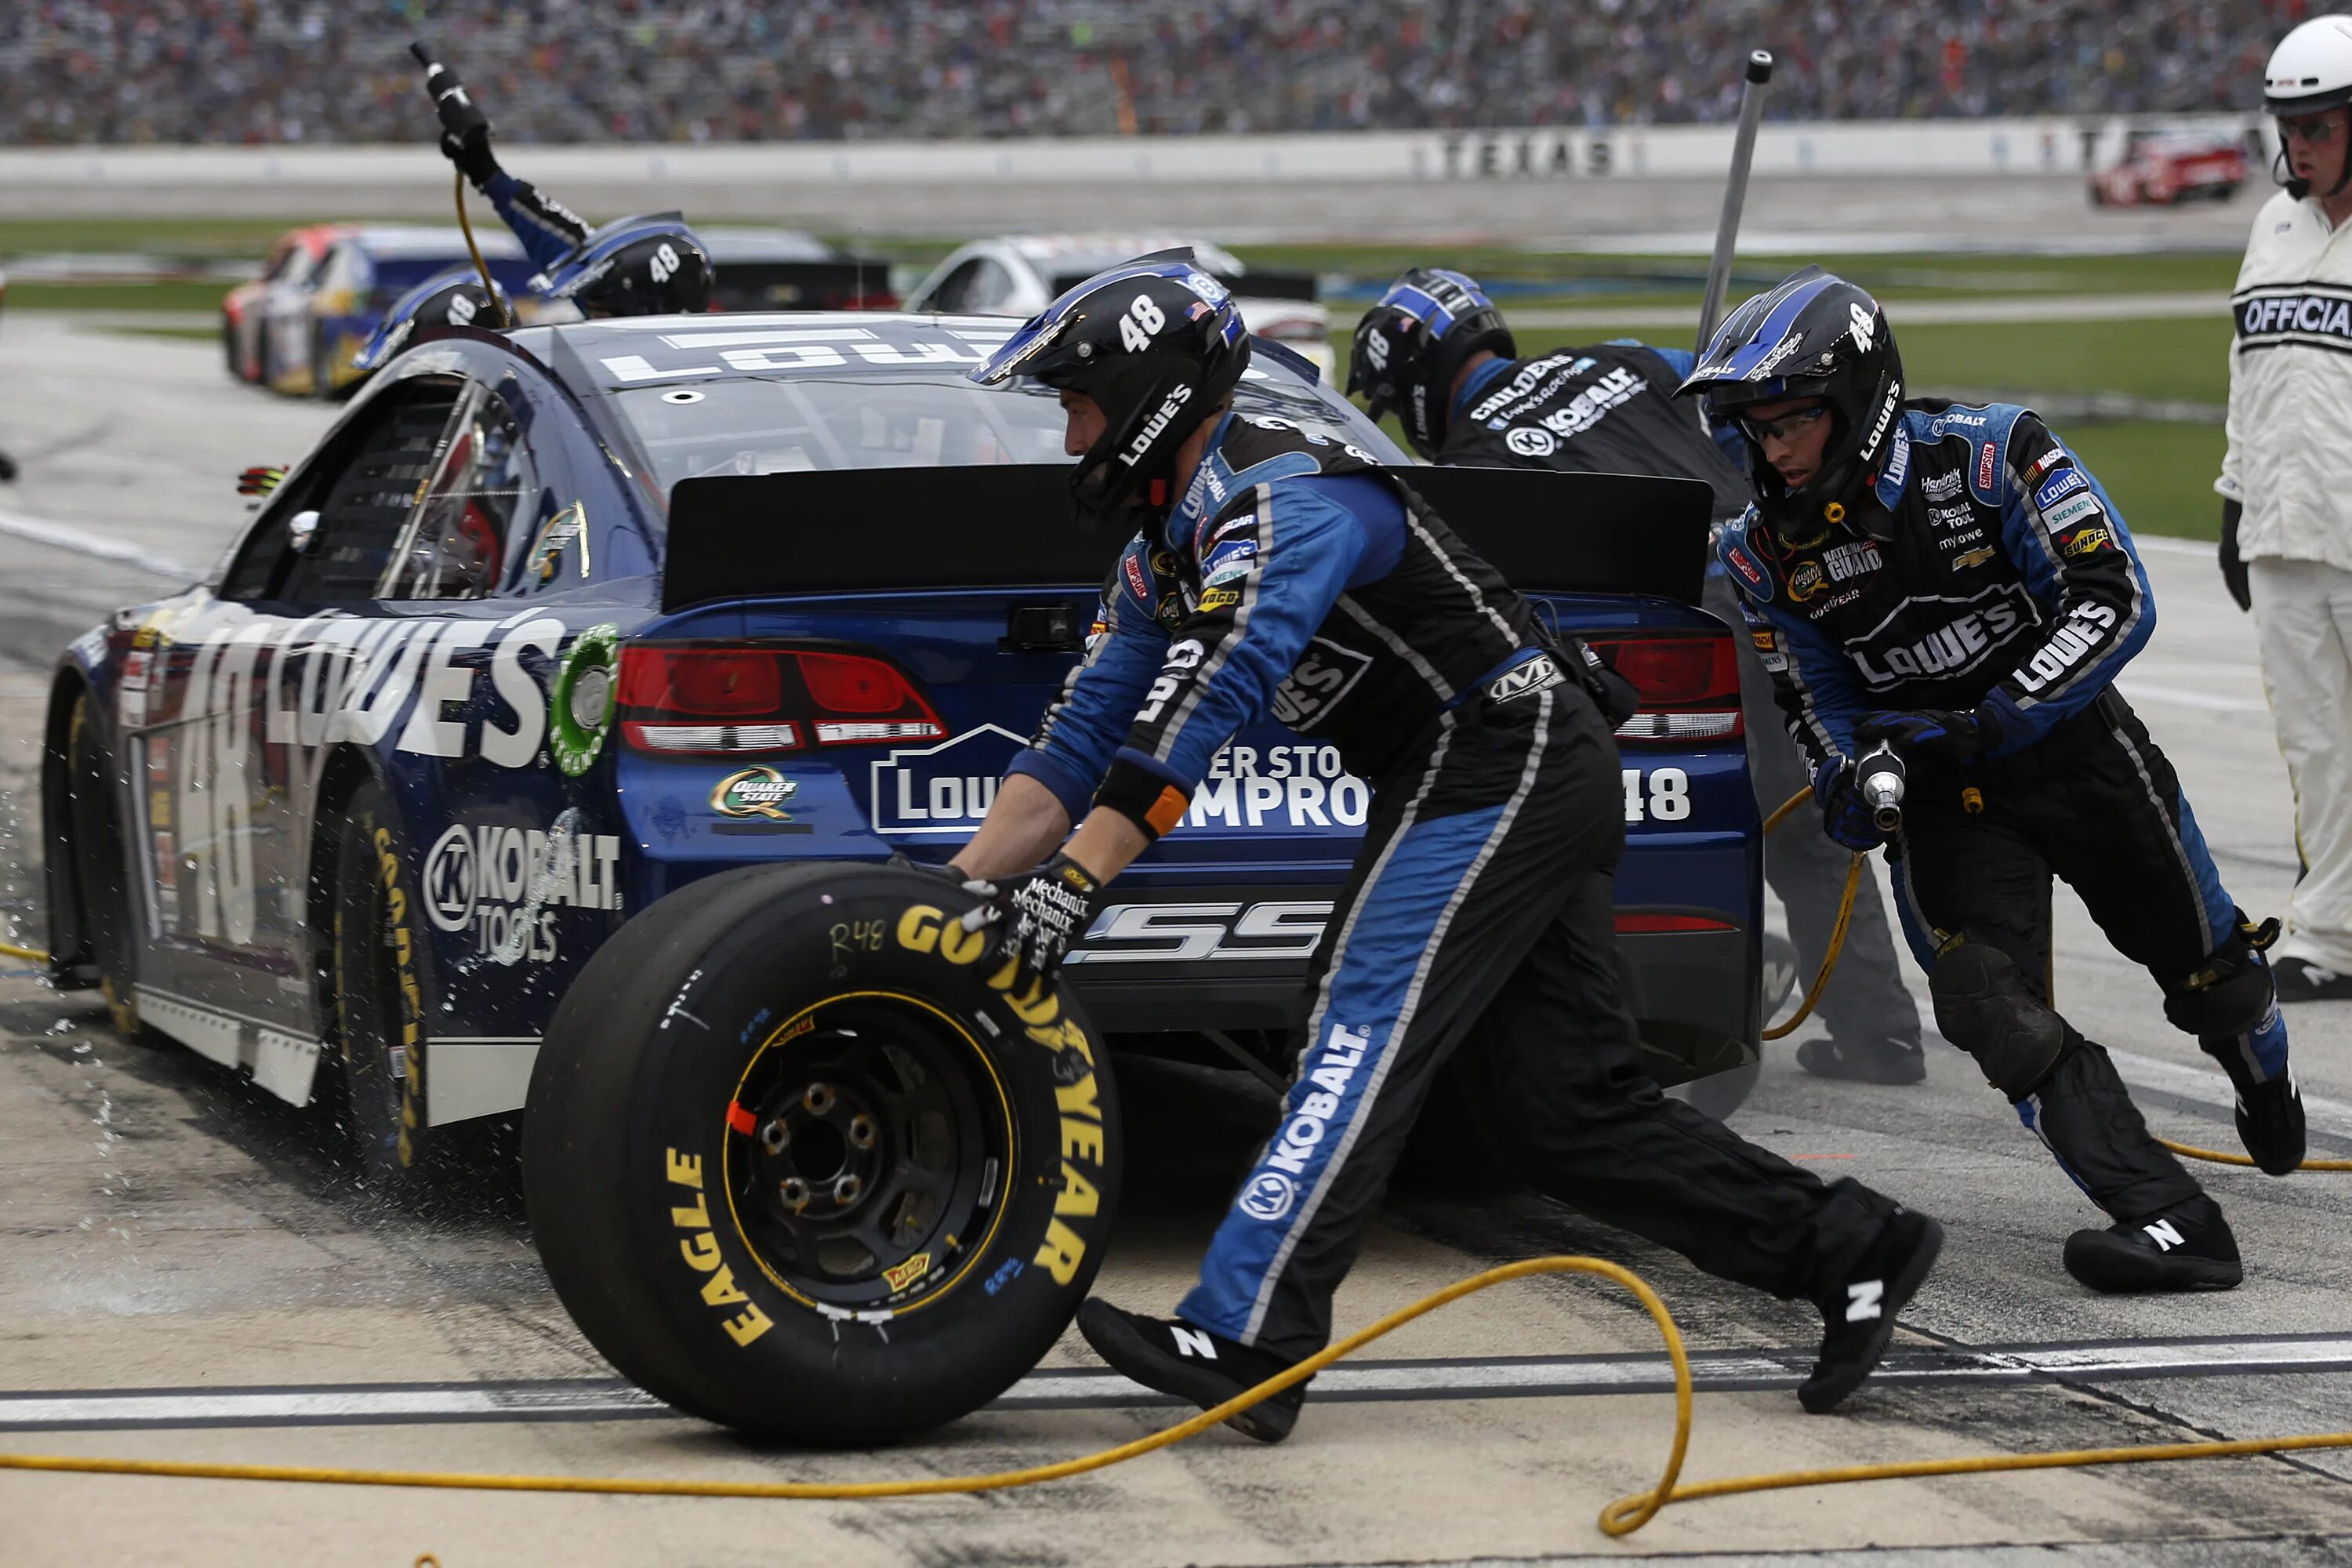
[41,309,1759,1436]
[2088,127,2250,208]
[902,234,1334,378]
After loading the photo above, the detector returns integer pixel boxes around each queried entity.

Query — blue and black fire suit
[1718,400,2292,1224]
[1447,342,1925,1059]
[480,170,590,274]
[1008,410,1903,1357]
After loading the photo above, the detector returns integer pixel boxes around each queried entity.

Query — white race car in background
[900,233,1333,378]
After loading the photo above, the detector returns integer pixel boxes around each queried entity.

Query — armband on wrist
[1096,755,1191,843]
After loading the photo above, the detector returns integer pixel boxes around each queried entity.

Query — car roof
[1000,232,1248,276]
[347,225,527,260]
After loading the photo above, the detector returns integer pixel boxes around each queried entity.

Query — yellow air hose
[2,801,2348,1533]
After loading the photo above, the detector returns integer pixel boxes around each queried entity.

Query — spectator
[0,2,2308,147]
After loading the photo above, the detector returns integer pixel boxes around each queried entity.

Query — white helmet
[2265,16,2352,196]
[2266,16,2352,114]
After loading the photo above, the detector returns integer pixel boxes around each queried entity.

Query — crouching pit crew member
[1348,266,1929,1085]
[1682,267,2306,1294]
[948,254,1943,1443]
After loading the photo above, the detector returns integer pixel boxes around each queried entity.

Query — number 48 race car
[41,310,1757,1441]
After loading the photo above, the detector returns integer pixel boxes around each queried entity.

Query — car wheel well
[39,671,100,983]
[305,746,379,1033]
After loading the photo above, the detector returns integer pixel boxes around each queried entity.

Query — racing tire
[1675,1060,1759,1122]
[524,862,1121,1443]
[330,777,441,1194]
[64,691,142,1034]
[221,314,243,381]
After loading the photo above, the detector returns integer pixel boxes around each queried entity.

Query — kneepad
[1930,941,2067,1100]
[2161,914,2278,1038]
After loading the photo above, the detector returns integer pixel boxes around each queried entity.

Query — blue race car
[41,311,1758,1196]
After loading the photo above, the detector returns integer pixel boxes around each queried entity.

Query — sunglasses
[1740,404,1830,444]
[2278,113,2347,146]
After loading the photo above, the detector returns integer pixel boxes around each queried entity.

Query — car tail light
[1613,912,1738,934]
[1584,630,1744,745]
[617,644,946,756]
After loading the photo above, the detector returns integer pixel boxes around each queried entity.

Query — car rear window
[611,372,1399,493]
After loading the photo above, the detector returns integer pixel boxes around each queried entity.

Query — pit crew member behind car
[343,263,513,394]
[2216,14,2352,1002]
[437,118,710,317]
[1348,266,1929,1086]
[948,254,1943,1441]
[1683,267,2306,1294]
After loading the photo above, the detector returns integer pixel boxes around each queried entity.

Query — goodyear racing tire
[331,777,441,1192]
[524,862,1121,1443]
[64,692,141,1034]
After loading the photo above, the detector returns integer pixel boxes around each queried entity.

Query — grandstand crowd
[0,1,2303,145]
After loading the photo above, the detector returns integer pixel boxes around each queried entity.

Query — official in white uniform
[2220,14,2352,1001]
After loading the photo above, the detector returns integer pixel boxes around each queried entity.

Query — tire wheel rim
[723,993,1014,1318]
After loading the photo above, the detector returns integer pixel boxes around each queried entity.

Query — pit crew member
[346,264,514,388]
[437,120,711,317]
[2217,14,2352,1001]
[949,256,1944,1441]
[1683,267,2305,1294]
[1348,265,1929,1085]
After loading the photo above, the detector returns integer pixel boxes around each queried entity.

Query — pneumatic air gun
[408,41,510,327]
[1857,742,1907,835]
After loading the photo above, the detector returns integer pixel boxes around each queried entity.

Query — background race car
[42,310,1754,1197]
[2089,129,2250,207]
[902,234,1332,378]
[220,223,342,387]
[249,225,542,398]
[698,227,898,313]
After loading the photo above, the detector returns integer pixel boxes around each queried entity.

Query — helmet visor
[968,309,1074,387]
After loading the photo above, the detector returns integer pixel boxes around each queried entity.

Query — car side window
[964,259,1018,314]
[383,388,539,601]
[927,260,985,314]
[256,379,466,602]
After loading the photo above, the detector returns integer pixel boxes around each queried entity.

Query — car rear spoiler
[662,463,1713,614]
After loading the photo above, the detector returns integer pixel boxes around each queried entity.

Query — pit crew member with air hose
[2216,15,2352,1003]
[1347,266,1930,1087]
[1682,267,2306,1294]
[413,42,713,319]
[946,255,1944,1442]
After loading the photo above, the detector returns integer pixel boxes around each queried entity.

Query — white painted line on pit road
[8,1334,2352,1432]
[0,506,206,582]
[2110,1044,2352,1142]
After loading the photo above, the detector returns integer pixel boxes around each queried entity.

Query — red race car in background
[220,224,345,386]
[2089,129,2249,207]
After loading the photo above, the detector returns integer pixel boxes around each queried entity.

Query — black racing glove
[958,852,1104,985]
[2218,499,2250,613]
[1813,758,1888,853]
[438,128,500,191]
[1855,707,1997,764]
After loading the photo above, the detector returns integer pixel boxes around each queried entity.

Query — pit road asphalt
[0,318,2348,1567]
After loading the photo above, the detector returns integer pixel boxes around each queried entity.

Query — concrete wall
[0,114,2267,194]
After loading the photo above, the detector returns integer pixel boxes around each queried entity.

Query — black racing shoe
[1799,1207,1944,1415]
[1076,1300,1306,1443]
[1796,1036,1927,1086]
[2273,956,2352,1003]
[2063,1203,2242,1293]
[2232,1073,2307,1177]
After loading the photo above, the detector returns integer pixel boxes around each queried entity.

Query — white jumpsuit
[2220,187,2352,975]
